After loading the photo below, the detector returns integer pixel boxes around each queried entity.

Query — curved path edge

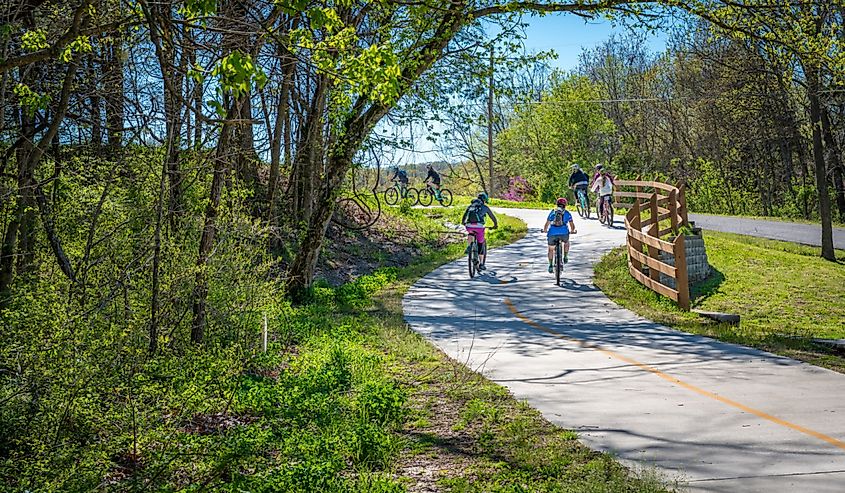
[403,207,845,493]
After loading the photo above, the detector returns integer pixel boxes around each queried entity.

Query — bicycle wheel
[581,192,591,219]
[576,197,584,218]
[468,240,477,278]
[439,189,453,207]
[598,199,606,224]
[608,203,614,225]
[384,187,399,206]
[555,241,562,286]
[404,187,419,206]
[418,188,433,206]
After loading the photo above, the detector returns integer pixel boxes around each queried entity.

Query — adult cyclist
[541,198,577,273]
[424,164,443,203]
[568,164,590,210]
[462,192,498,270]
[389,166,409,198]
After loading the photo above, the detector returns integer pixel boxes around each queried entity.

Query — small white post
[261,314,268,353]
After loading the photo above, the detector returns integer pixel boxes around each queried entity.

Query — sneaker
[548,263,553,273]
[479,264,486,271]
[564,254,568,264]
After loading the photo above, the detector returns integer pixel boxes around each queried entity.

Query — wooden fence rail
[615,179,691,310]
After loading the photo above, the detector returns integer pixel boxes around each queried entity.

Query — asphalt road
[689,213,845,249]
[403,208,845,492]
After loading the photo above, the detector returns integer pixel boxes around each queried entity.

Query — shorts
[547,233,570,246]
[466,225,486,245]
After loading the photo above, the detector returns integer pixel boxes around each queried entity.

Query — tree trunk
[88,56,102,147]
[805,66,836,260]
[104,40,124,148]
[190,104,237,343]
[822,108,845,223]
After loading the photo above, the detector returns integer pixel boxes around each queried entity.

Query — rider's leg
[563,239,570,263]
[547,244,555,272]
[479,241,487,269]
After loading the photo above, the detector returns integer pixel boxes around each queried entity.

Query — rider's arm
[542,219,550,233]
[486,207,498,228]
[461,208,469,225]
[569,219,577,234]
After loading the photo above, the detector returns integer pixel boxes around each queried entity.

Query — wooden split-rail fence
[613,179,691,310]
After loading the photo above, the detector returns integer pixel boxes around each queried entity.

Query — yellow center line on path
[503,297,845,453]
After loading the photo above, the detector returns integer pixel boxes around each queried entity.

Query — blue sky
[392,13,669,165]
[519,14,668,71]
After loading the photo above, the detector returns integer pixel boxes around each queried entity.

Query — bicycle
[384,180,418,206]
[598,194,614,225]
[467,230,481,278]
[418,183,453,207]
[550,231,576,286]
[465,226,492,278]
[574,187,590,219]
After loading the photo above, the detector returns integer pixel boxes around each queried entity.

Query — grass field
[595,231,845,372]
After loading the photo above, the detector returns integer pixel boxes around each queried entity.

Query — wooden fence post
[635,176,642,207]
[669,188,678,235]
[629,200,643,273]
[674,235,690,310]
[647,193,661,282]
[676,181,688,227]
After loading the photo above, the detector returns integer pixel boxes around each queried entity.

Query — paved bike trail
[689,213,845,249]
[403,208,845,492]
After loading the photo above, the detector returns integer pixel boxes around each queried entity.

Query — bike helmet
[556,197,568,207]
[595,163,604,171]
[571,164,581,171]
[478,192,489,203]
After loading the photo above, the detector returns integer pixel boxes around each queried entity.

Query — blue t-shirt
[547,209,573,236]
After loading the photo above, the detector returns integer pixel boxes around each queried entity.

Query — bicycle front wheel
[384,188,399,206]
[419,188,433,206]
[439,189,453,207]
[555,241,562,286]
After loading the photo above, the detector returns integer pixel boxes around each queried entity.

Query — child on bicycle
[591,167,615,220]
[462,192,498,270]
[542,198,577,273]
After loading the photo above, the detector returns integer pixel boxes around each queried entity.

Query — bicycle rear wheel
[384,187,399,206]
[405,187,419,206]
[608,203,614,225]
[598,199,606,224]
[555,241,562,286]
[418,188,433,206]
[581,192,591,219]
[439,189,453,207]
[468,240,477,278]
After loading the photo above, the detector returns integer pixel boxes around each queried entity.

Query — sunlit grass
[594,230,845,371]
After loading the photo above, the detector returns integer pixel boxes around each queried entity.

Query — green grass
[595,231,845,372]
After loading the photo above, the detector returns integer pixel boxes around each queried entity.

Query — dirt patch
[316,203,459,286]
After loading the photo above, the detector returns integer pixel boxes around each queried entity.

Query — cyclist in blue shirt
[541,197,577,273]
